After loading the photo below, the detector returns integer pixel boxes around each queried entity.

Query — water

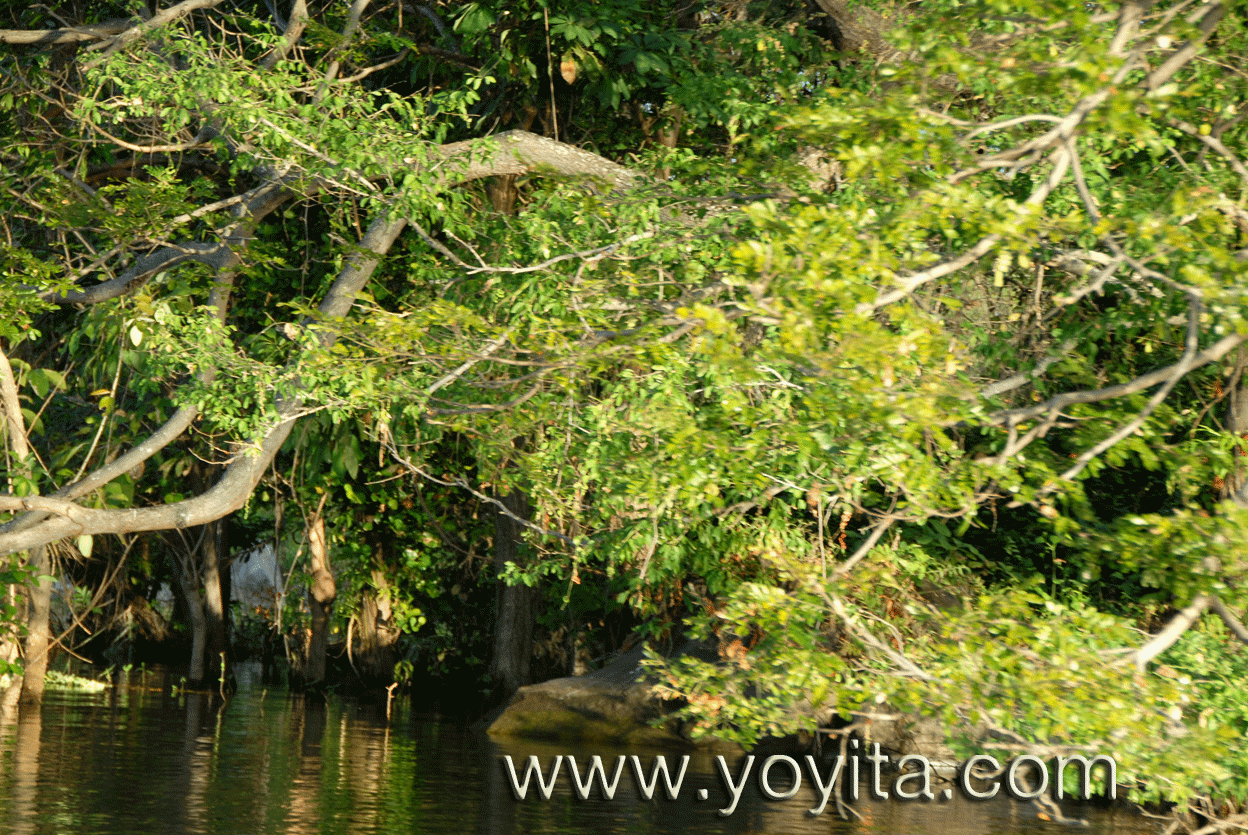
[0,665,1159,834]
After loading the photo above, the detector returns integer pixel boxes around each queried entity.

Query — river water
[0,664,1159,835]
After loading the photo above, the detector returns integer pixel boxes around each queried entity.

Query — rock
[487,640,724,747]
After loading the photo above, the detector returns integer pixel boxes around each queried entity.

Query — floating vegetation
[44,670,110,693]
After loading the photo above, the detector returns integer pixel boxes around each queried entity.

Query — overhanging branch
[1,129,649,556]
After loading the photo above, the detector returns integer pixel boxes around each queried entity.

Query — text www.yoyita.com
[501,744,1117,817]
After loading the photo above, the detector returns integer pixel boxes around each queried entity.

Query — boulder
[487,640,721,746]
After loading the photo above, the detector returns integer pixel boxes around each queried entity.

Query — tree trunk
[356,565,400,684]
[171,549,208,685]
[304,510,335,685]
[811,0,898,58]
[0,585,24,717]
[201,519,230,688]
[19,546,51,703]
[1,346,51,704]
[489,489,537,698]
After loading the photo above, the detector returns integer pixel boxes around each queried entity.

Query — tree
[3,0,1248,827]
[550,0,1248,825]
[0,0,672,695]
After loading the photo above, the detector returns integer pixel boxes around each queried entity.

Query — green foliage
[1159,618,1248,803]
[4,0,1248,821]
[653,575,1242,808]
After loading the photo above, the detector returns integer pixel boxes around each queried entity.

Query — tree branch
[0,19,129,45]
[1141,0,1227,92]
[91,0,233,59]
[40,182,290,305]
[1056,299,1201,483]
[430,130,639,192]
[2,72,656,555]
[1133,594,1211,671]
[832,516,894,577]
[260,0,309,70]
[0,212,402,557]
[0,269,239,538]
[1209,597,1248,645]
[988,331,1248,426]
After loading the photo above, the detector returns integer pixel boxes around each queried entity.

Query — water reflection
[0,665,1158,835]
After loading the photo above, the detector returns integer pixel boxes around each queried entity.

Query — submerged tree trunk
[304,509,335,685]
[19,546,51,703]
[489,490,537,698]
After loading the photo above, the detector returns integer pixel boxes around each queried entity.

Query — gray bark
[811,0,899,59]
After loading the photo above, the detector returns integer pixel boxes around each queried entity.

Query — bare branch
[431,130,639,192]
[316,0,372,92]
[91,0,233,58]
[980,339,1079,398]
[83,122,212,154]
[857,233,1002,315]
[1133,594,1211,671]
[1066,138,1102,223]
[962,114,1063,141]
[1167,117,1248,190]
[427,383,543,415]
[858,139,1076,315]
[1209,597,1248,645]
[1141,0,1227,92]
[0,19,129,45]
[832,516,894,577]
[423,230,657,276]
[260,0,309,70]
[1047,252,1128,308]
[41,181,290,305]
[338,49,410,83]
[426,330,512,394]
